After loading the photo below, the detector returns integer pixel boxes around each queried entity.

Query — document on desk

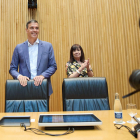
[31,119,35,122]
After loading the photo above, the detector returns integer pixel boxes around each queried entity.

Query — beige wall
[0,0,140,112]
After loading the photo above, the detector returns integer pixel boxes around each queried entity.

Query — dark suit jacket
[9,40,57,96]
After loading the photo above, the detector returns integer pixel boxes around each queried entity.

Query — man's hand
[33,75,45,86]
[18,75,29,86]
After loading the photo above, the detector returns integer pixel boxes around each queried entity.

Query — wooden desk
[0,110,139,140]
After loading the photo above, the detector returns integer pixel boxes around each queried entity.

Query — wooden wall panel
[0,0,139,112]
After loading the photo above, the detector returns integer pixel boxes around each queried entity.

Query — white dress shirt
[28,39,39,79]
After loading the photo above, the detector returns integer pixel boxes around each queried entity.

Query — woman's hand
[85,58,94,77]
[85,58,90,70]
[65,63,69,72]
[80,61,88,71]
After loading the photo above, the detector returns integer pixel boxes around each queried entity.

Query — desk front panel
[0,110,138,140]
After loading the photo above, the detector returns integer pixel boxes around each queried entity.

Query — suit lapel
[37,40,43,69]
[23,41,30,73]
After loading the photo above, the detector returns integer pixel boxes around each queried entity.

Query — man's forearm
[41,64,57,78]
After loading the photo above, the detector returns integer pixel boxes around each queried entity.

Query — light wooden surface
[0,110,139,140]
[0,0,140,112]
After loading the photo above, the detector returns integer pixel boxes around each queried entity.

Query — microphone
[129,69,140,89]
[123,70,140,98]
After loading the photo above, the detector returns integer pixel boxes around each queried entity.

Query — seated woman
[66,44,94,78]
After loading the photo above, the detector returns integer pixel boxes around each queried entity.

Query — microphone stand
[122,89,140,98]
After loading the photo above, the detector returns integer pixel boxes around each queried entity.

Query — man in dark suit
[9,19,57,96]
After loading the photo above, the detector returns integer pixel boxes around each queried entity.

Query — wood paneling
[0,0,139,112]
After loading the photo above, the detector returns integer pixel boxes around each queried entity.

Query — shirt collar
[28,38,39,47]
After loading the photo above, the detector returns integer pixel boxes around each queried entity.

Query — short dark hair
[69,44,85,63]
[26,19,38,29]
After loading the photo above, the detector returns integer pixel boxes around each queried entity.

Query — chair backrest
[5,79,49,112]
[62,77,110,111]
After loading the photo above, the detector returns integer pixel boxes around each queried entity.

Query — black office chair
[5,79,49,112]
[62,77,110,111]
